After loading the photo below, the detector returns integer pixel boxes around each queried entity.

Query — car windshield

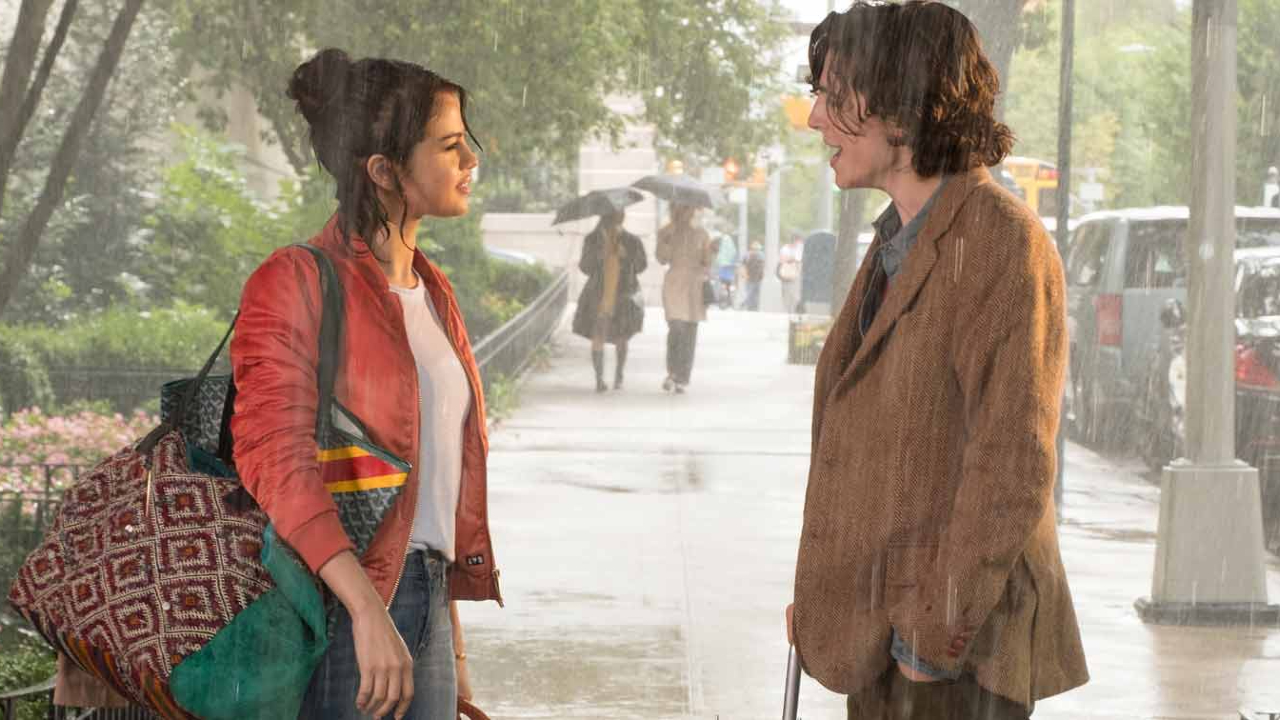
[1239,262,1280,318]
[1237,218,1280,248]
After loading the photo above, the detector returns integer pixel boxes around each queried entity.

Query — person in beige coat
[656,203,713,393]
[786,3,1088,719]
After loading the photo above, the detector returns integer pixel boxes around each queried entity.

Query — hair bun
[287,48,352,126]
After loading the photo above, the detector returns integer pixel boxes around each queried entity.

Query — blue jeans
[298,551,456,720]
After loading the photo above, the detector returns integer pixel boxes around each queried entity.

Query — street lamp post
[1136,0,1279,626]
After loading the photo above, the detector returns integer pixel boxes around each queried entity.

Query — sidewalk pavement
[462,307,1280,719]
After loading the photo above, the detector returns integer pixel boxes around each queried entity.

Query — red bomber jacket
[230,214,501,606]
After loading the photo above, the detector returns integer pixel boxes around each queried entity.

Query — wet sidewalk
[463,308,1280,720]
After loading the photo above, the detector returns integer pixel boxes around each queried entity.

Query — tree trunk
[0,0,56,182]
[0,0,145,319]
[257,96,310,176]
[0,0,79,224]
[831,189,867,310]
[955,0,1031,119]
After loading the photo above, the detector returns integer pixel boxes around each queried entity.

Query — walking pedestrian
[572,209,648,392]
[778,233,804,312]
[715,232,740,308]
[232,48,502,720]
[786,4,1088,719]
[656,202,714,393]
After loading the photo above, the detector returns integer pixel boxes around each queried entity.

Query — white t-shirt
[388,273,472,561]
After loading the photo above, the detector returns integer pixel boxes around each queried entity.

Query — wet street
[463,308,1280,719]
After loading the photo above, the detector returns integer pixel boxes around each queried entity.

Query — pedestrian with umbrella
[634,174,720,392]
[558,188,648,392]
[655,202,714,393]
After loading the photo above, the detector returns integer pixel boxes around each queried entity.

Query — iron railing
[473,269,569,394]
[0,678,158,720]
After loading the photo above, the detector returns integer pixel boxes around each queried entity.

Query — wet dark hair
[287,48,480,248]
[808,1,1014,177]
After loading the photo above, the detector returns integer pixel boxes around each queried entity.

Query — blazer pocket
[885,543,939,608]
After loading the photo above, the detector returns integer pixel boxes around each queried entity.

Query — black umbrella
[631,174,720,209]
[553,187,646,225]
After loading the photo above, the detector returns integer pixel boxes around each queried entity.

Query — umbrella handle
[782,645,801,720]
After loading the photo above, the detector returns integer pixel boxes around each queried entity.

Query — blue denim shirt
[874,176,950,282]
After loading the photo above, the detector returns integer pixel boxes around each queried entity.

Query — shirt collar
[874,176,951,280]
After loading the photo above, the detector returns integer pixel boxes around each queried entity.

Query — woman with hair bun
[229,48,500,720]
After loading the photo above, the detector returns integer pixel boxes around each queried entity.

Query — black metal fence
[473,269,569,394]
[0,677,159,720]
[0,467,85,602]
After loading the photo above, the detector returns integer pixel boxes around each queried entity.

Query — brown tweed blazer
[793,167,1088,708]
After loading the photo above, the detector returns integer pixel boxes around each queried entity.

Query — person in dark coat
[572,209,648,392]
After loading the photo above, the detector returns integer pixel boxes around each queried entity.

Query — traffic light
[783,94,813,129]
[723,158,741,182]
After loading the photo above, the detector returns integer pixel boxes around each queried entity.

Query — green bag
[168,522,328,719]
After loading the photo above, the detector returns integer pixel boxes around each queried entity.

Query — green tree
[0,0,146,319]
[1236,0,1280,204]
[167,0,790,190]
[1,3,188,324]
[1003,0,1279,210]
[136,125,300,317]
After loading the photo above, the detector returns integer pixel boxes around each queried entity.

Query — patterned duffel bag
[7,306,329,720]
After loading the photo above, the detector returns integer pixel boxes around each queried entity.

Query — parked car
[1140,246,1280,552]
[1065,205,1280,445]
[486,246,540,266]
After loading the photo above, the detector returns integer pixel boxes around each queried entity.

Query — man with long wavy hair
[785,3,1088,718]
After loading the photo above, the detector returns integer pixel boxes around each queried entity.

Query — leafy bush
[420,212,553,341]
[137,126,313,319]
[4,301,228,373]
[0,639,55,720]
[0,302,228,413]
[0,333,54,418]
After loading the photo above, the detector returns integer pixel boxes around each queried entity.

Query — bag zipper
[384,279,419,609]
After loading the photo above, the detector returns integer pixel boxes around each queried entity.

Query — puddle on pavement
[467,625,689,719]
[546,453,708,495]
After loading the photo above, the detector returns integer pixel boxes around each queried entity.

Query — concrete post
[1136,0,1278,626]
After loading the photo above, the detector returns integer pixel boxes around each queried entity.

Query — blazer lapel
[845,234,938,372]
[827,167,992,399]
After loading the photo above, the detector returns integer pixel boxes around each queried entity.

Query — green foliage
[1,2,190,324]
[0,334,54,418]
[3,301,227,372]
[1236,0,1280,204]
[1003,0,1280,210]
[166,0,790,190]
[625,0,791,165]
[0,496,40,610]
[137,125,329,318]
[483,373,520,422]
[419,212,553,341]
[0,638,56,720]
